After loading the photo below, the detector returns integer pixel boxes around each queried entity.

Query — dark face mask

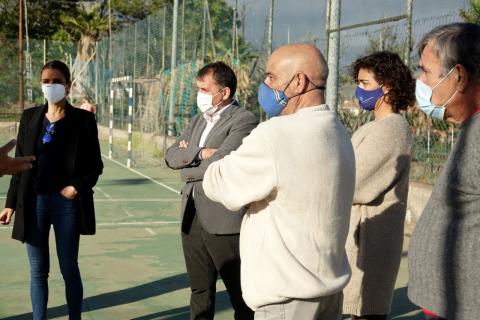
[355,86,384,111]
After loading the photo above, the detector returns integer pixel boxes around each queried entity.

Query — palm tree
[460,0,480,23]
[59,3,110,100]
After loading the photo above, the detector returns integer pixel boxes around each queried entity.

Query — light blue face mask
[415,67,456,120]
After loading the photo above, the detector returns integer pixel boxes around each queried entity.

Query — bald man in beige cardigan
[203,44,356,320]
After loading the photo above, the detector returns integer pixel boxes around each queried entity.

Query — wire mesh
[0,0,471,181]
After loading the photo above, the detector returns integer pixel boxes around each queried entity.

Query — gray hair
[418,23,480,81]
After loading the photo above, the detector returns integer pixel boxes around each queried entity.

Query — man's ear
[456,64,469,93]
[296,73,309,93]
[222,87,231,101]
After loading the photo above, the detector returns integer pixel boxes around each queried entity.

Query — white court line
[1,220,180,230]
[123,209,134,217]
[95,186,134,218]
[145,227,157,236]
[95,186,112,199]
[95,198,178,202]
[0,197,178,202]
[101,154,180,195]
[98,221,180,227]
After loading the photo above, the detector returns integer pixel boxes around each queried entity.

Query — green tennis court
[0,142,422,319]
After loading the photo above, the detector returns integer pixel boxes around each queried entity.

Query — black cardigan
[5,103,103,242]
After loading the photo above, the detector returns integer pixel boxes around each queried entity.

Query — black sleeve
[5,112,28,209]
[69,112,104,193]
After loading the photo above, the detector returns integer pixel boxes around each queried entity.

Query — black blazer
[5,103,103,242]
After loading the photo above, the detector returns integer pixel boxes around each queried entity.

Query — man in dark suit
[165,61,257,319]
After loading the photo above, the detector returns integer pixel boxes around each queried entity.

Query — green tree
[0,0,79,39]
[52,3,110,99]
[55,4,110,61]
[111,0,171,22]
[460,0,480,23]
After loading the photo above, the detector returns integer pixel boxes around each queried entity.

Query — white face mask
[415,67,456,120]
[196,89,224,114]
[42,84,66,104]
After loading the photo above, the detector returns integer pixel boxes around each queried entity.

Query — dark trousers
[181,198,253,320]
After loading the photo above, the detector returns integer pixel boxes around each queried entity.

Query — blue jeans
[26,193,83,320]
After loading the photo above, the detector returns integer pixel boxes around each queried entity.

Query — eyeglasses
[42,123,55,144]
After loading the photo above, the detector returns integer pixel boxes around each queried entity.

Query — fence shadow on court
[130,290,231,320]
[2,273,190,320]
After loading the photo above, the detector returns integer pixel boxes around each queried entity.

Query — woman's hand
[61,186,78,200]
[0,208,14,225]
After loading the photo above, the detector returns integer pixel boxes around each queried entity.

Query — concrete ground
[0,154,424,320]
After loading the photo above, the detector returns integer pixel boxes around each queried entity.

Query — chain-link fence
[329,3,464,184]
[0,37,76,111]
[0,0,470,182]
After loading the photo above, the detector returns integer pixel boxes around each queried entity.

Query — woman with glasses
[342,51,415,320]
[0,60,103,320]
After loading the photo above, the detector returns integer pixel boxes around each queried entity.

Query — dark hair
[418,23,480,80]
[197,61,237,98]
[351,51,415,112]
[41,60,71,84]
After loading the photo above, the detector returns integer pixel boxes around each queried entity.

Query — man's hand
[0,140,35,177]
[200,148,217,160]
[0,208,14,225]
[179,140,189,148]
[61,186,78,200]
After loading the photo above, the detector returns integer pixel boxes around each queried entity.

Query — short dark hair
[351,51,415,113]
[41,60,71,84]
[197,61,237,98]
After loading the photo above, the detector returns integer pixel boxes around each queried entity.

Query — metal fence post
[127,86,133,168]
[326,0,341,112]
[168,0,179,136]
[109,89,114,159]
[404,0,413,66]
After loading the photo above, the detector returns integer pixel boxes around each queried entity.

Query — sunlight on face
[41,68,67,85]
[357,68,381,90]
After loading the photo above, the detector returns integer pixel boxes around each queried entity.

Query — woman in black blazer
[0,60,103,320]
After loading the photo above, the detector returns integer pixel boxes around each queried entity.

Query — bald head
[263,44,328,113]
[268,44,328,87]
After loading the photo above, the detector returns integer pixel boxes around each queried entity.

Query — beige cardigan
[343,113,412,316]
[203,105,356,310]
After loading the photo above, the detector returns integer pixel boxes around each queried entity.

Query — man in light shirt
[203,45,356,320]
[165,61,257,319]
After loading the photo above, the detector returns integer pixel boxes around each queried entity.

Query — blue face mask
[258,81,291,117]
[355,86,384,111]
[415,67,456,120]
[258,76,325,117]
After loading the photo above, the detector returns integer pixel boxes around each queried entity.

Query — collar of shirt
[297,104,330,114]
[203,100,235,123]
[470,106,480,119]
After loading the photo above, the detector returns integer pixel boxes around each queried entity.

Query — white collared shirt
[193,101,234,198]
[198,101,234,148]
